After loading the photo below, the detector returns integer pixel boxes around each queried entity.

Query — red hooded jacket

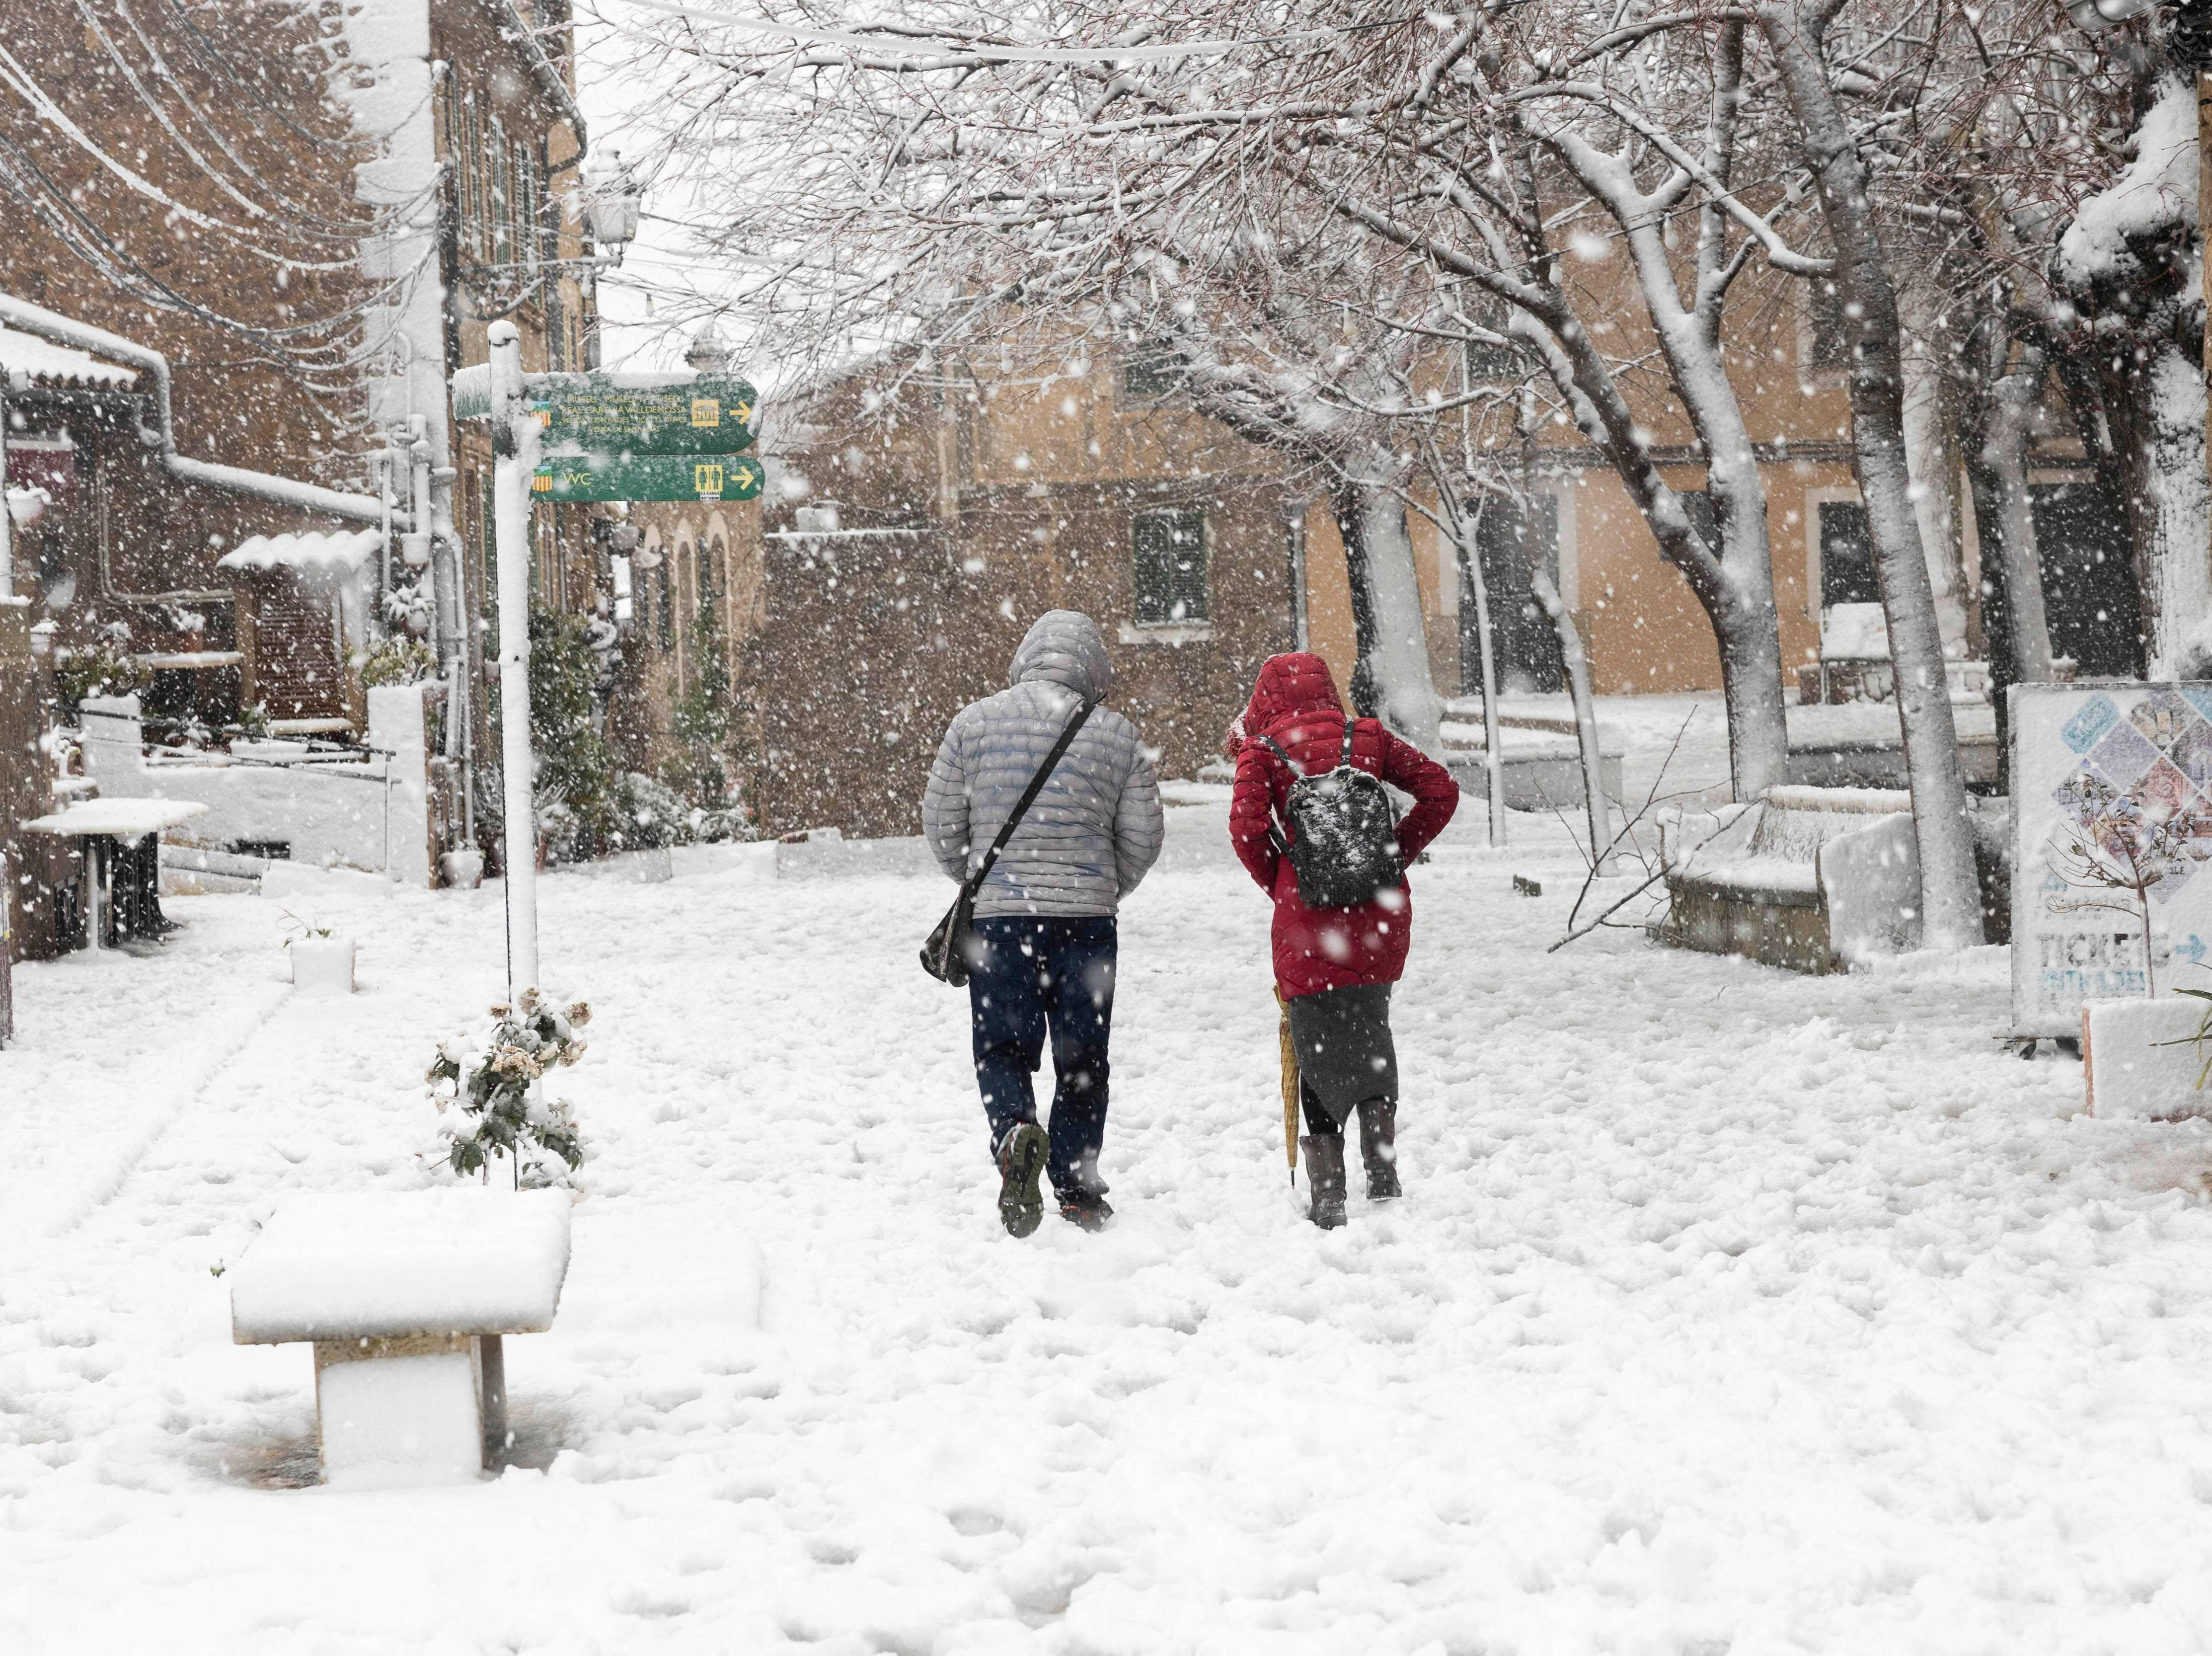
[1228,653,1460,999]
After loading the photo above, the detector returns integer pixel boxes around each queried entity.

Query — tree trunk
[2140,341,2212,676]
[1506,302,1789,804]
[1330,483,1382,719]
[1527,565,1614,872]
[1456,525,1508,847]
[1332,477,1443,753]
[1530,96,1790,807]
[1704,480,1791,804]
[1899,290,1970,659]
[1762,0,1984,950]
[1964,368,2056,793]
[1978,372,2056,687]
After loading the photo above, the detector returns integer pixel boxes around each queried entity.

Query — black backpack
[1260,718,1403,908]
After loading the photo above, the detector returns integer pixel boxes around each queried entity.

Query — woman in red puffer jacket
[1227,652,1459,1228]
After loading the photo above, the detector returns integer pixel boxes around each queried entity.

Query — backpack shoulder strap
[1337,715,1359,771]
[1257,734,1304,779]
[1254,733,1300,855]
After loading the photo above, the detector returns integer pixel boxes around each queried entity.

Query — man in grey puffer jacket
[923,610,1165,1236]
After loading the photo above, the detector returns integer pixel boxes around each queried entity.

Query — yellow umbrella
[1275,989,1298,1182]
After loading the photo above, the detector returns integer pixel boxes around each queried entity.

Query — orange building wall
[1301,499,1360,698]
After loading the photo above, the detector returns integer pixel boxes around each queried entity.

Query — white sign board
[2011,682,2212,1036]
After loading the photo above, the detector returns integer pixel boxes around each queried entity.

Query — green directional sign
[532,452,765,504]
[452,366,758,455]
[527,373,757,455]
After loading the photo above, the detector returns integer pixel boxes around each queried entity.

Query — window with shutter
[490,120,509,264]
[1807,279,1849,370]
[480,477,496,601]
[1818,500,1878,608]
[1462,299,1520,379]
[1680,489,1717,554]
[1132,510,1208,625]
[1123,348,1184,398]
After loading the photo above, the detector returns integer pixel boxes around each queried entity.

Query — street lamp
[582,150,643,266]
[457,149,642,298]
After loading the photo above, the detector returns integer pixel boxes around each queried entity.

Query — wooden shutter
[1133,510,1208,625]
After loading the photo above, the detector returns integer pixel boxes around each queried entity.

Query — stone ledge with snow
[229,1187,571,1344]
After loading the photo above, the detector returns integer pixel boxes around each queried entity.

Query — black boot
[1300,1133,1347,1229]
[1357,1097,1401,1201]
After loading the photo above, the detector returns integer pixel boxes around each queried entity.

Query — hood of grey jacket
[1009,610,1112,703]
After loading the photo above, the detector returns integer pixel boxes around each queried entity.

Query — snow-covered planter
[284,915,355,995]
[2083,996,2212,1122]
[427,991,591,1188]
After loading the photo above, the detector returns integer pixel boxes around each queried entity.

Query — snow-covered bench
[229,1189,571,1487]
[1652,786,1922,973]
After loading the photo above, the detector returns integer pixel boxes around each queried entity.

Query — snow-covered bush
[426,990,591,1188]
[615,771,688,850]
[525,605,620,863]
[381,575,434,640]
[53,642,147,714]
[359,635,436,688]
[659,607,757,843]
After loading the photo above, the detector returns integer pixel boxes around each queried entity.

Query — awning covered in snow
[0,324,137,393]
[217,528,382,576]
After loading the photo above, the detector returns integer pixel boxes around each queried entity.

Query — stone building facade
[623,344,1311,841]
[614,254,2125,844]
[0,0,608,958]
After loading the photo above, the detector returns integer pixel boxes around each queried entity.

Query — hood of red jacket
[1239,652,1344,740]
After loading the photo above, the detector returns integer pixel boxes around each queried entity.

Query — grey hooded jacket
[922,611,1165,918]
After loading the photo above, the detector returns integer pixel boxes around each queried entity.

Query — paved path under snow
[4,800,2212,1654]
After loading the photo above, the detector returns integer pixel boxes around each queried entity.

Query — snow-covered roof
[216,528,381,575]
[0,324,137,393]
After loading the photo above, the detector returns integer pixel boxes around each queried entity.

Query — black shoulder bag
[921,700,1096,985]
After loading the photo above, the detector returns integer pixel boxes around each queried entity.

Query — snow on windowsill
[1120,621,1213,645]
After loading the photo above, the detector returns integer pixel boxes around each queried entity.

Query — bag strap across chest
[967,699,1094,893]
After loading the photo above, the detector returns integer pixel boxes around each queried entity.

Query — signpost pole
[488,322,539,1002]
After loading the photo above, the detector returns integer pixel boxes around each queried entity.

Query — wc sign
[528,453,765,503]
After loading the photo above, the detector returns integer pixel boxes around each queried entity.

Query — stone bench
[1652,786,1922,973]
[1438,724,1626,811]
[229,1188,571,1487]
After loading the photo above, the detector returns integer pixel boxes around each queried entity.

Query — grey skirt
[1285,983,1397,1124]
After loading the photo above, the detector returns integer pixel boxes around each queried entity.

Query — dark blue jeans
[968,916,1117,1197]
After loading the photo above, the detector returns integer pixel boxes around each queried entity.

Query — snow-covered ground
[7,735,2212,1653]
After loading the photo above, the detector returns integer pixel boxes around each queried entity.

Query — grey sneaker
[995,1123,1049,1238]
